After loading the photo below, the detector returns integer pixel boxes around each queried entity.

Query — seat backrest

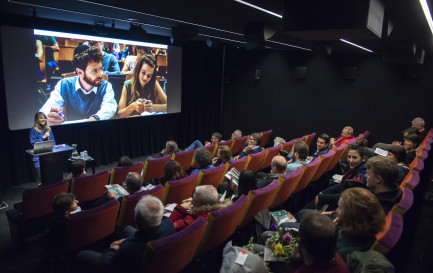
[221,156,248,184]
[116,185,165,230]
[142,218,207,273]
[355,134,364,140]
[72,171,110,203]
[410,157,424,173]
[65,199,119,252]
[293,157,322,194]
[340,139,356,160]
[311,150,336,182]
[161,173,199,204]
[197,164,226,187]
[260,130,273,147]
[371,212,403,255]
[391,187,414,216]
[218,139,233,152]
[325,144,347,173]
[401,170,420,190]
[171,150,195,171]
[22,180,69,221]
[142,155,172,183]
[281,139,295,152]
[239,179,280,228]
[231,136,248,155]
[197,195,250,255]
[363,131,370,138]
[295,136,306,142]
[304,132,316,148]
[245,149,267,173]
[260,145,282,170]
[271,167,305,209]
[110,162,144,185]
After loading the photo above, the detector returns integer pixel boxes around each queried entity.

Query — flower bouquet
[263,227,299,262]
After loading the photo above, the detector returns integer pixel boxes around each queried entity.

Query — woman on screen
[30,112,55,168]
[117,54,167,117]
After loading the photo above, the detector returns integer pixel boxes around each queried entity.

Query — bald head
[271,155,287,174]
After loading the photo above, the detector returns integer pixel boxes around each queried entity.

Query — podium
[27,144,74,185]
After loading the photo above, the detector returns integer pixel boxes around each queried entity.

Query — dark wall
[221,47,432,145]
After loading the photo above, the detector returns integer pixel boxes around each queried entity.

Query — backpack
[346,250,394,273]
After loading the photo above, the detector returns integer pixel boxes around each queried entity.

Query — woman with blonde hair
[30,112,55,168]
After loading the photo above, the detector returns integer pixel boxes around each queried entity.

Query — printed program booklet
[224,167,240,185]
[271,210,297,226]
[105,184,129,199]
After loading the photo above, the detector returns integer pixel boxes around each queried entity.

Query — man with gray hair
[169,185,232,231]
[231,129,242,139]
[412,117,427,141]
[330,126,354,148]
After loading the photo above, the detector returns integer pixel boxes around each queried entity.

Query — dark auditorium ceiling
[2,0,433,56]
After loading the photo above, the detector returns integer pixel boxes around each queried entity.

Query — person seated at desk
[89,40,120,75]
[30,112,55,170]
[117,54,167,117]
[39,47,117,125]
[120,45,147,74]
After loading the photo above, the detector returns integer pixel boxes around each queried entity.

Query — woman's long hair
[164,160,187,181]
[130,54,157,104]
[33,112,50,134]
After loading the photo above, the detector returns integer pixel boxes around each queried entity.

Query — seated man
[412,117,427,142]
[66,159,86,182]
[212,144,233,167]
[40,47,117,125]
[308,133,331,162]
[235,133,262,160]
[89,41,120,75]
[330,126,354,148]
[286,141,309,174]
[77,196,175,272]
[186,132,222,151]
[191,149,215,175]
[168,185,231,231]
[231,129,242,139]
[158,140,179,157]
[366,156,403,214]
[292,211,350,273]
[256,155,287,188]
[373,125,420,151]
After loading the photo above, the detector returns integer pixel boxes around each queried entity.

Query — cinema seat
[109,162,144,185]
[270,167,305,209]
[260,145,282,170]
[281,139,295,152]
[391,187,414,216]
[71,171,110,203]
[325,144,347,173]
[221,156,248,184]
[142,155,171,183]
[311,150,336,182]
[245,149,267,173]
[304,132,317,148]
[218,139,233,152]
[231,136,248,156]
[161,173,199,205]
[260,130,273,147]
[171,149,195,171]
[293,157,322,194]
[371,212,403,255]
[197,164,226,187]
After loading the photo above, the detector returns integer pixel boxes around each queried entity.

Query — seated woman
[234,133,262,160]
[335,188,385,261]
[120,45,147,74]
[158,140,179,158]
[403,133,420,165]
[66,159,86,182]
[386,145,410,184]
[117,54,167,117]
[212,145,233,167]
[314,142,369,210]
[218,169,258,200]
[191,149,215,175]
[160,160,187,186]
[29,112,55,172]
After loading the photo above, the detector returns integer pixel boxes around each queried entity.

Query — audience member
[161,160,187,186]
[235,133,262,160]
[40,47,117,125]
[212,145,233,166]
[286,141,309,174]
[412,117,427,141]
[191,149,215,175]
[273,136,286,147]
[330,126,354,148]
[256,155,287,188]
[158,140,179,157]
[335,188,385,261]
[186,132,222,151]
[219,169,258,200]
[373,126,419,151]
[117,155,133,167]
[386,145,410,184]
[308,133,331,162]
[366,156,403,214]
[169,185,231,231]
[66,159,86,182]
[404,133,420,165]
[291,211,350,273]
[89,40,120,74]
[231,129,243,139]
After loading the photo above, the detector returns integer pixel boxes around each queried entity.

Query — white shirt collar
[75,77,98,94]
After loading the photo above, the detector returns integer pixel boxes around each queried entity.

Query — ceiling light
[267,40,311,51]
[419,0,433,35]
[233,0,282,18]
[339,39,373,53]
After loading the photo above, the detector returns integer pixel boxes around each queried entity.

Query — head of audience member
[135,46,148,60]
[412,117,425,132]
[366,156,398,193]
[341,126,354,138]
[403,134,420,152]
[237,169,258,197]
[192,185,219,207]
[346,141,369,169]
[71,47,104,89]
[217,145,232,163]
[33,112,50,133]
[130,54,157,103]
[124,172,143,194]
[291,141,309,162]
[52,193,79,219]
[298,211,338,265]
[337,188,385,237]
[402,127,419,137]
[134,195,164,230]
[165,140,179,155]
[73,44,90,57]
[249,133,262,147]
[231,129,242,139]
[211,132,223,144]
[117,155,134,167]
[194,149,213,168]
[89,40,104,54]
[386,145,407,165]
[164,160,187,181]
[316,133,331,150]
[273,137,286,147]
[271,155,287,174]
[70,159,86,178]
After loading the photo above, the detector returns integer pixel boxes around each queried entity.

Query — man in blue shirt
[40,47,117,125]
[89,41,120,75]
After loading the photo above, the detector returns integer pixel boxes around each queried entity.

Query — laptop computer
[33,140,54,155]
